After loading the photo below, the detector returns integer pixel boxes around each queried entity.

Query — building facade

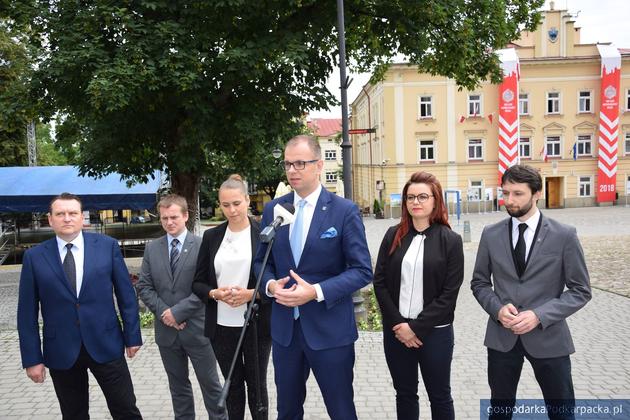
[307,118,343,194]
[350,6,630,215]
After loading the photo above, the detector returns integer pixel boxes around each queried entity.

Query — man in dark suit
[136,194,227,420]
[471,165,591,419]
[17,192,143,419]
[254,135,372,420]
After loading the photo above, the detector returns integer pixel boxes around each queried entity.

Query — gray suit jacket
[137,231,208,347]
[471,214,591,358]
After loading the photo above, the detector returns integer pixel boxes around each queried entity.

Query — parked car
[130,215,146,224]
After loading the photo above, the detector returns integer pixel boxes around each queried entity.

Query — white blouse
[214,225,252,327]
[399,233,425,319]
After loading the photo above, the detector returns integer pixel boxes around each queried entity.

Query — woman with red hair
[373,171,464,420]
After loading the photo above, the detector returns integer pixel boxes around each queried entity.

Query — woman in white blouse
[373,171,464,420]
[193,174,271,420]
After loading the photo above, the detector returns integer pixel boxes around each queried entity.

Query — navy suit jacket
[254,187,372,350]
[17,232,142,370]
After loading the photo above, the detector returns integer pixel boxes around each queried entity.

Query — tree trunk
[171,171,201,233]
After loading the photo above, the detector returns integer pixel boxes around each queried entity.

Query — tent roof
[0,166,162,213]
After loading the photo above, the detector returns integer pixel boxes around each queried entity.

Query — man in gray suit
[471,165,591,420]
[137,194,227,420]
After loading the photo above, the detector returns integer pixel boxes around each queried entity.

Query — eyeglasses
[406,193,434,203]
[280,159,319,171]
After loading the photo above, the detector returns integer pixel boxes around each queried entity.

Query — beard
[506,199,534,218]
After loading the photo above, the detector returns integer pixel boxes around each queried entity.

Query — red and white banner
[497,49,520,187]
[596,45,621,203]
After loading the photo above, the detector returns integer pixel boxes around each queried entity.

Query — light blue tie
[290,199,306,319]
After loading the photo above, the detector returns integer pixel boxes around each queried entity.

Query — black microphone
[259,203,295,243]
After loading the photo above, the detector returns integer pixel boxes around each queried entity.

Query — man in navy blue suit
[254,135,372,420]
[17,192,143,419]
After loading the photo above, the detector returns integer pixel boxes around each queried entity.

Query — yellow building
[350,6,630,215]
[307,118,343,194]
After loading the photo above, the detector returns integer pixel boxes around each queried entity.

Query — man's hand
[225,286,255,307]
[392,323,422,348]
[26,363,46,383]
[507,310,540,335]
[161,308,178,327]
[273,270,317,307]
[268,276,292,296]
[126,346,141,358]
[497,303,519,328]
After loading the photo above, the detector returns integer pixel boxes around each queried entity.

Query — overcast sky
[309,0,630,118]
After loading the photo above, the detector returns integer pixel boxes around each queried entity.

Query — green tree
[4,1,543,229]
[36,123,69,166]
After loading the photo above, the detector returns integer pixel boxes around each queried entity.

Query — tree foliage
[3,0,543,228]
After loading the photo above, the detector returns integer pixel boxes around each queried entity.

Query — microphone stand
[218,233,275,420]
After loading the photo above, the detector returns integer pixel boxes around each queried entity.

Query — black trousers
[49,344,142,420]
[487,338,575,420]
[212,322,272,420]
[383,324,455,420]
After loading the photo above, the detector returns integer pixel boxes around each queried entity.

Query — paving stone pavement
[1,206,629,419]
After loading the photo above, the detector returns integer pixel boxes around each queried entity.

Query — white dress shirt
[166,230,188,260]
[511,209,541,260]
[399,233,425,319]
[214,225,252,327]
[56,231,85,298]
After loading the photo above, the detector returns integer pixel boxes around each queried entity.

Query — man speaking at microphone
[254,135,372,420]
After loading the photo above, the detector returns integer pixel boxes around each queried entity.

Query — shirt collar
[56,230,84,252]
[512,209,540,232]
[294,183,322,208]
[167,230,188,246]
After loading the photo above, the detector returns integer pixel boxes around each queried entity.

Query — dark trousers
[49,344,141,420]
[488,338,575,420]
[383,324,455,420]
[272,319,357,420]
[212,323,272,420]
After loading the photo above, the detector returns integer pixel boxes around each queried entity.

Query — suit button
[76,320,80,326]
[76,304,80,309]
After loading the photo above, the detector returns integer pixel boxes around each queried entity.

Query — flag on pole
[571,142,577,160]
[487,113,494,124]
[539,145,548,162]
[459,115,466,123]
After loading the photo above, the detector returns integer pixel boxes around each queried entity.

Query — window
[468,180,483,201]
[576,135,592,156]
[468,139,483,160]
[418,96,433,118]
[324,150,337,161]
[519,93,529,115]
[546,136,561,157]
[325,171,337,183]
[625,133,630,155]
[418,140,435,161]
[468,94,482,116]
[626,89,630,111]
[578,176,592,197]
[546,92,561,114]
[578,91,592,113]
[519,137,531,159]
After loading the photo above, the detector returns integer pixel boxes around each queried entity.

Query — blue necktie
[170,238,180,276]
[290,199,306,319]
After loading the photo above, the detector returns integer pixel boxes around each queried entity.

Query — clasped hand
[271,270,317,307]
[498,303,540,335]
[214,286,255,307]
[393,323,423,348]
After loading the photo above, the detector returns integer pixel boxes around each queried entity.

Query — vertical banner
[497,49,520,205]
[596,45,621,203]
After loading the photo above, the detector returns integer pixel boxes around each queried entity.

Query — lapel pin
[322,206,327,211]
[184,249,188,253]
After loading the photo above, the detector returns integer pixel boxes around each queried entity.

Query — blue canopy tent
[0,166,162,213]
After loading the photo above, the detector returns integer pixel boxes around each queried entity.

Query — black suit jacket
[192,218,270,339]
[373,223,464,341]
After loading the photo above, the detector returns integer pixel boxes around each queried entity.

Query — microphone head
[273,203,295,226]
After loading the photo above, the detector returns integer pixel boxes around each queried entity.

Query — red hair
[388,171,450,255]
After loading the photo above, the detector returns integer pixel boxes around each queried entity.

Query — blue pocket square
[320,227,338,239]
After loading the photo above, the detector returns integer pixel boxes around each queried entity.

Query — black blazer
[192,217,270,339]
[373,223,464,341]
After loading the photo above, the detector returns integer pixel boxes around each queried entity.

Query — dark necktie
[515,223,528,276]
[170,238,180,275]
[63,243,77,295]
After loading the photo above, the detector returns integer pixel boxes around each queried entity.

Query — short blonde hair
[157,194,188,214]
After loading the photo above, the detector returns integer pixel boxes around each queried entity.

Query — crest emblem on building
[548,27,558,43]
[604,85,616,99]
[502,89,514,103]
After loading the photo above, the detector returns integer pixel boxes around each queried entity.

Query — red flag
[488,113,493,124]
[459,115,465,123]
